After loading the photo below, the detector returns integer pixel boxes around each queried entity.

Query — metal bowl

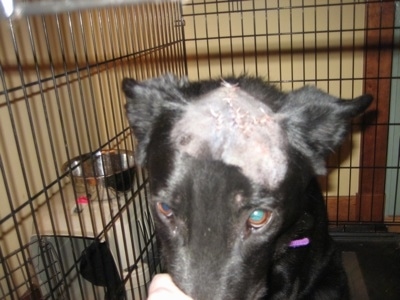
[63,149,136,200]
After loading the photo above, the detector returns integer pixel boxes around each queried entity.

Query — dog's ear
[280,86,373,175]
[122,74,188,165]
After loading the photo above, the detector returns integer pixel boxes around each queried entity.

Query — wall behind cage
[0,2,185,298]
[183,1,365,90]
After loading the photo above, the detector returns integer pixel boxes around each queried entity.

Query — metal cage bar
[0,0,182,18]
[0,1,185,298]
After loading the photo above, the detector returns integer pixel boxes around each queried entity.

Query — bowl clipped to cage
[63,149,136,201]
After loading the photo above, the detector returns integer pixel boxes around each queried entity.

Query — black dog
[122,74,372,300]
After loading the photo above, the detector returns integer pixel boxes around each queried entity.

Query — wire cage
[0,0,399,299]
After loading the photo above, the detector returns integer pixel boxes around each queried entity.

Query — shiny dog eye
[157,202,173,218]
[247,209,271,229]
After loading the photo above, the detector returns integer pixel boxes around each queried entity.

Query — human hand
[147,274,193,300]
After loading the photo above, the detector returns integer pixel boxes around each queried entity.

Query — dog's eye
[247,209,271,229]
[157,202,173,218]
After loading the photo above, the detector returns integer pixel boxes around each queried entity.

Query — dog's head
[123,74,372,299]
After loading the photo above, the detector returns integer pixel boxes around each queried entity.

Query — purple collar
[289,237,310,248]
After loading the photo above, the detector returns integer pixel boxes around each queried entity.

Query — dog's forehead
[170,82,288,189]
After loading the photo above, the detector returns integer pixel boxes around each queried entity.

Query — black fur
[122,74,372,300]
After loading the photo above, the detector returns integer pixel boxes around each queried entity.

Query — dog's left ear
[280,86,373,175]
[122,74,188,165]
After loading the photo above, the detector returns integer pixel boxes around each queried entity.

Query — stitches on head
[171,81,289,189]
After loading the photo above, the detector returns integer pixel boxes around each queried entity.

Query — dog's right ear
[122,74,188,165]
[280,87,372,175]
